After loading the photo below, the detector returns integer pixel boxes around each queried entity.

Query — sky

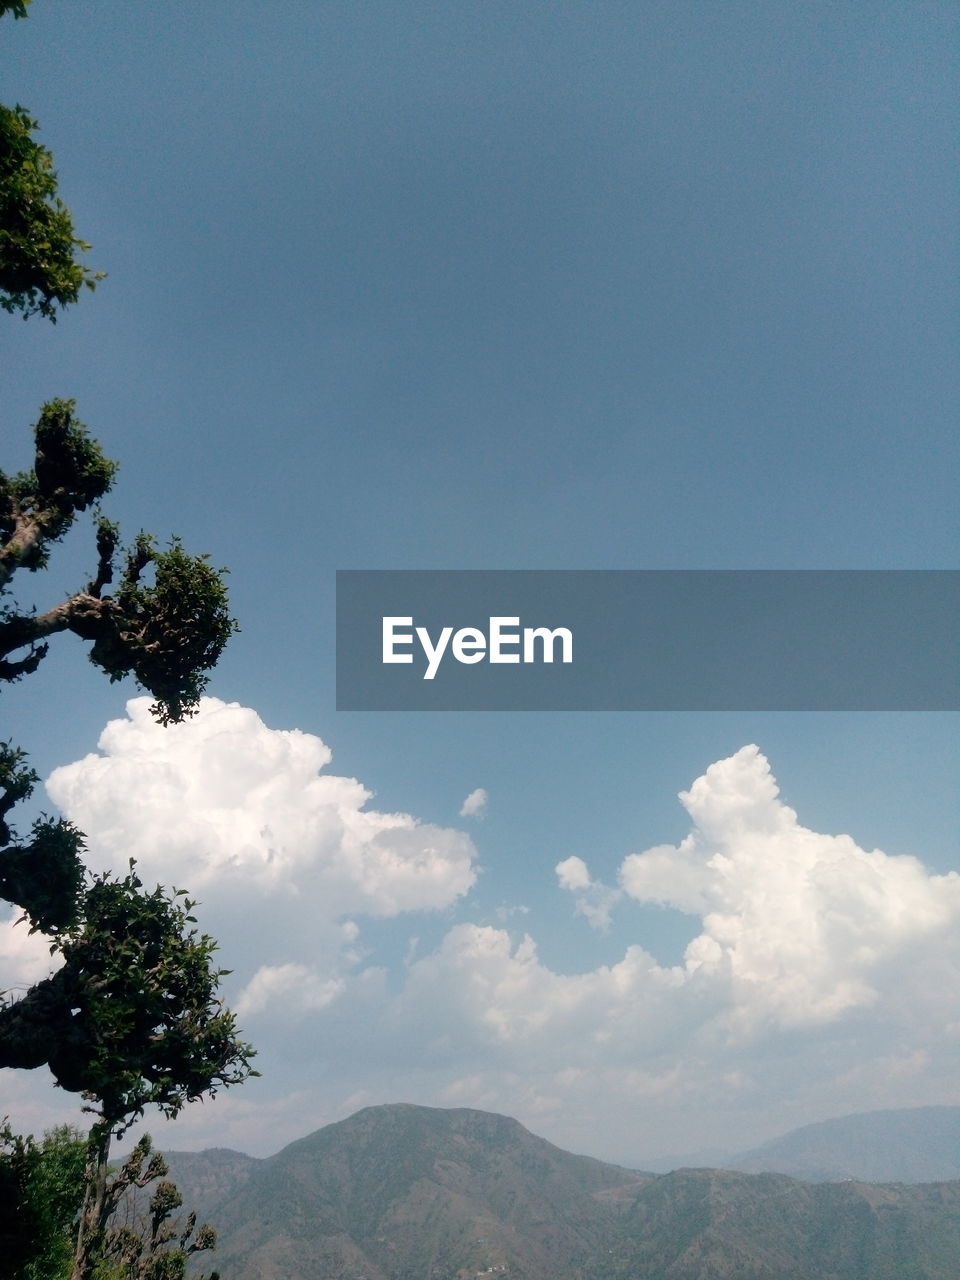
[1,0,958,1166]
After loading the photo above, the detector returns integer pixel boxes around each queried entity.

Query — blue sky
[2,1,958,1164]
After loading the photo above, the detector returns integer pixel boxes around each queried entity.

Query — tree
[3,867,253,1123]
[0,1122,86,1279]
[57,869,253,1280]
[0,7,255,1278]
[0,0,101,323]
[0,398,237,723]
[0,1126,217,1280]
[85,1136,220,1280]
[0,861,256,1279]
[0,104,104,320]
[0,399,246,1116]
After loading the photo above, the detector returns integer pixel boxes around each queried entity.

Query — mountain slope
[156,1146,258,1224]
[162,1103,960,1279]
[598,1168,960,1280]
[210,1103,648,1279]
[730,1106,960,1183]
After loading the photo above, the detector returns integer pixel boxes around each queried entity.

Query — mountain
[594,1168,960,1280]
[636,1146,736,1175]
[729,1106,960,1183]
[201,1103,649,1279]
[159,1103,960,1279]
[157,1146,258,1223]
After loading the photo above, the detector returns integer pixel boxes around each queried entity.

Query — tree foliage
[0,864,254,1130]
[89,1137,220,1280]
[0,396,246,1112]
[0,738,84,936]
[0,408,249,1280]
[0,398,236,721]
[0,0,100,322]
[0,104,103,320]
[0,1125,221,1280]
[0,1121,86,1280]
[0,7,254,1279]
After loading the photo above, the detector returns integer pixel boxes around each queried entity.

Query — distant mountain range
[154,1102,960,1279]
[729,1106,960,1183]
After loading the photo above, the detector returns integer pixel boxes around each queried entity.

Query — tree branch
[0,508,48,590]
[0,592,114,665]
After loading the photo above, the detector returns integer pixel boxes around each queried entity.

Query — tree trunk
[71,1125,112,1280]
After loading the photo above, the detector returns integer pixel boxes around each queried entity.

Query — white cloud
[235,963,345,1019]
[41,697,479,1062]
[555,855,590,891]
[0,914,61,993]
[460,788,488,818]
[495,903,530,922]
[18,731,959,1166]
[555,854,623,930]
[46,698,478,922]
[619,744,960,1028]
[346,745,960,1159]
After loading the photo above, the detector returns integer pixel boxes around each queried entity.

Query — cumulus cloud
[366,746,960,1158]
[555,855,591,891]
[0,915,62,994]
[22,731,960,1165]
[235,964,345,1019]
[619,745,960,1028]
[394,923,680,1057]
[47,698,477,921]
[549,744,960,1037]
[43,697,478,1031]
[555,854,622,930]
[460,788,488,819]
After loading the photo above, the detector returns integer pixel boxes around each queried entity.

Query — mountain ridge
[729,1105,960,1183]
[152,1103,960,1279]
